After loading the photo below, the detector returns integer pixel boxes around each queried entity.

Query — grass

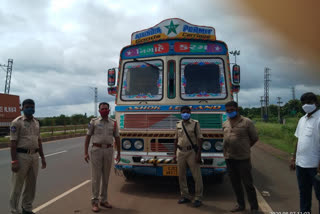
[0,129,86,144]
[255,117,299,154]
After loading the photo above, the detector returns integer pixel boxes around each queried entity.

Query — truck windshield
[121,60,163,101]
[180,58,227,100]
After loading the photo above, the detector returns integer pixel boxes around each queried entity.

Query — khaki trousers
[10,153,39,214]
[90,146,113,204]
[177,149,203,201]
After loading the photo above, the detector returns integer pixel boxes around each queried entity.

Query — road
[0,138,318,213]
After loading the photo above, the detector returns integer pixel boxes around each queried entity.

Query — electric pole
[277,97,283,123]
[1,59,13,94]
[229,50,240,104]
[264,67,271,121]
[90,87,98,117]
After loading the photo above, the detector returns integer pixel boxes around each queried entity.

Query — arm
[115,136,121,162]
[84,135,91,163]
[38,138,46,169]
[10,140,19,172]
[248,120,259,147]
[195,122,202,163]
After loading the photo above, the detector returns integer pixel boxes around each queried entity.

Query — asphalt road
[0,137,90,213]
[0,138,318,213]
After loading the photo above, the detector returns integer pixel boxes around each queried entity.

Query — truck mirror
[108,68,116,86]
[108,86,117,96]
[232,64,240,84]
[232,84,240,93]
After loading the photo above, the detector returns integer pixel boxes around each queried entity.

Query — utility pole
[277,97,283,123]
[229,50,240,104]
[264,67,271,121]
[0,59,13,94]
[291,86,296,100]
[260,96,264,121]
[90,87,98,117]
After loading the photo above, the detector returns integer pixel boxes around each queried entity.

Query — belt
[16,148,39,154]
[92,143,113,148]
[177,145,193,151]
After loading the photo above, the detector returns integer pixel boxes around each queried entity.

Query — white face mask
[302,104,317,113]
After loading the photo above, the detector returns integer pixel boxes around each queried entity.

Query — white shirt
[295,109,320,168]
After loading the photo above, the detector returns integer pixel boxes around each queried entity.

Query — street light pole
[229,50,240,103]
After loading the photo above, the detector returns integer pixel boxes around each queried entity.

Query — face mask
[99,109,110,117]
[226,111,237,119]
[302,104,316,113]
[23,107,35,116]
[181,113,191,120]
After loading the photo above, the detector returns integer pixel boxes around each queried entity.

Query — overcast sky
[0,0,319,117]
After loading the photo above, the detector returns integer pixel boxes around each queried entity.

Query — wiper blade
[133,59,159,70]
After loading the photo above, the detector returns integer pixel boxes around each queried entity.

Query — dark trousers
[226,159,258,209]
[296,165,320,213]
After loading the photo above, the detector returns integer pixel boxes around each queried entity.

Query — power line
[291,86,296,100]
[277,97,283,123]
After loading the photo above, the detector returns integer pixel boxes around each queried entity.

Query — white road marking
[255,187,273,213]
[32,180,91,213]
[43,150,67,157]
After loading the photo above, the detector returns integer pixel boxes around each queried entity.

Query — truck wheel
[123,170,136,181]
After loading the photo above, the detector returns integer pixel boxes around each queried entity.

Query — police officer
[174,105,203,207]
[9,99,47,214]
[84,102,120,212]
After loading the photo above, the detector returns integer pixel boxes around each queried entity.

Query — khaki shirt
[10,115,40,149]
[87,117,119,144]
[222,116,259,160]
[176,119,202,147]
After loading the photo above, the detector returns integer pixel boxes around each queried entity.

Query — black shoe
[22,208,35,214]
[178,197,191,204]
[193,200,202,207]
[230,205,245,212]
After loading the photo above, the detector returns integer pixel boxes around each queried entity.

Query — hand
[116,153,120,163]
[41,158,47,169]
[11,162,19,172]
[84,154,90,163]
[173,155,177,163]
[289,158,296,171]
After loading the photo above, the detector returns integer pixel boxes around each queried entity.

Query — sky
[0,0,319,117]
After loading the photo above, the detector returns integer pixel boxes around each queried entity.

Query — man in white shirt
[290,92,320,213]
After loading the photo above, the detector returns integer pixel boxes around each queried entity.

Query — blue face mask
[226,111,237,118]
[23,107,35,116]
[181,113,191,120]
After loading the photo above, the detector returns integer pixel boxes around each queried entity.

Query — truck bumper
[114,164,226,177]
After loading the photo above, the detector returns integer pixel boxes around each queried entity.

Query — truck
[0,93,21,136]
[107,18,240,181]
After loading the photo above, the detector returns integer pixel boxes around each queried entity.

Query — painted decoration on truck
[180,58,227,100]
[131,18,216,45]
[115,104,225,112]
[122,40,227,59]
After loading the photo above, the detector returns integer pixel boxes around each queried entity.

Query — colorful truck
[107,18,240,181]
[0,93,21,136]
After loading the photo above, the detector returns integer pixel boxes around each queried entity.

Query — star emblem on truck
[165,20,179,35]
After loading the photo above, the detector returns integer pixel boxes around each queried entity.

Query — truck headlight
[134,140,143,150]
[215,141,224,151]
[123,140,132,150]
[202,141,212,151]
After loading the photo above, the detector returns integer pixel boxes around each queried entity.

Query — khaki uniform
[9,115,40,214]
[176,119,203,201]
[87,117,119,204]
